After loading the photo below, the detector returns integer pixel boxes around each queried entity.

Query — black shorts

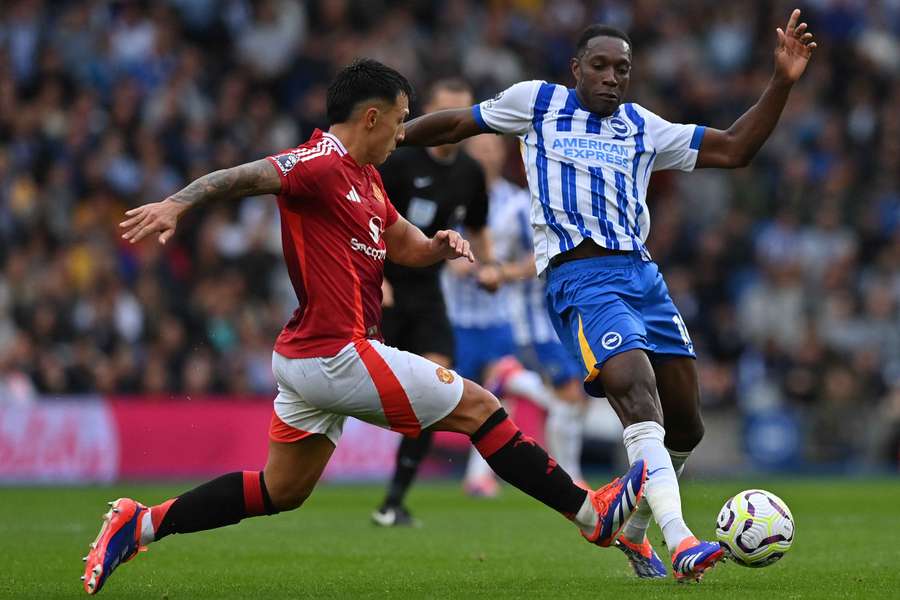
[381,286,454,360]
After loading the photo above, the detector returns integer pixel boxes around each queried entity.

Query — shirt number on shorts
[672,314,692,348]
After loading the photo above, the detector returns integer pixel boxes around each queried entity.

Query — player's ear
[364,106,379,130]
[571,56,581,81]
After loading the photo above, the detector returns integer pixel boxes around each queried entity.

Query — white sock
[546,401,584,482]
[622,422,694,553]
[504,369,557,410]
[139,509,155,546]
[463,445,494,482]
[621,447,691,544]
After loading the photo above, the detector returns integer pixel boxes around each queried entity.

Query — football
[715,489,795,568]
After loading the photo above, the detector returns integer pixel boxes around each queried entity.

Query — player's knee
[438,380,502,436]
[602,365,659,422]
[471,381,502,415]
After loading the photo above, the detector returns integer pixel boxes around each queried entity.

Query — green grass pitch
[2,478,898,599]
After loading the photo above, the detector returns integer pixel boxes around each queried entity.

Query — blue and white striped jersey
[473,81,706,274]
[488,180,562,346]
[441,180,515,329]
[441,178,559,345]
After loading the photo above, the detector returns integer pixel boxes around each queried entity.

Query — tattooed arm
[120,159,281,245]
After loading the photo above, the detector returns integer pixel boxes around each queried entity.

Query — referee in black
[372,78,498,526]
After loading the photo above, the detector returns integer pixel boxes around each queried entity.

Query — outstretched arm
[696,9,816,169]
[383,215,475,267]
[401,108,484,147]
[120,159,281,244]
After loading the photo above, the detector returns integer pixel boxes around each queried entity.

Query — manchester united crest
[371,183,386,204]
[436,367,455,384]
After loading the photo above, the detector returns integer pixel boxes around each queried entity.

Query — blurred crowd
[1,0,899,468]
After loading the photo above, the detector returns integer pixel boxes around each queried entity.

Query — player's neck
[326,125,367,166]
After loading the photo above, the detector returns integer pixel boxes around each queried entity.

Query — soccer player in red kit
[81,60,647,595]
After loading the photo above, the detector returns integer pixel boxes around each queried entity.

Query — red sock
[152,471,278,541]
[471,409,586,518]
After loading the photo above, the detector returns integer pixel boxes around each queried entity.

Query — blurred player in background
[441,136,583,497]
[396,9,816,582]
[371,78,499,527]
[464,135,586,481]
[81,59,647,595]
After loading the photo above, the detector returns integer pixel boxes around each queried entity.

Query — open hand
[774,9,816,84]
[432,230,475,262]
[120,198,185,245]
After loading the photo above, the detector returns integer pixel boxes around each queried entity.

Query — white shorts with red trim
[270,340,464,446]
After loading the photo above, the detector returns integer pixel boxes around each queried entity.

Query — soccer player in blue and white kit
[441,133,587,492]
[399,10,816,582]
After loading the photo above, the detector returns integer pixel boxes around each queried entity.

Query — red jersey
[266,130,400,358]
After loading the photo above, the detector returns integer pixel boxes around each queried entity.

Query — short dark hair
[575,25,632,57]
[326,59,414,124]
[424,77,473,107]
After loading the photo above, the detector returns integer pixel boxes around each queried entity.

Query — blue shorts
[517,341,583,387]
[545,252,695,397]
[453,324,517,383]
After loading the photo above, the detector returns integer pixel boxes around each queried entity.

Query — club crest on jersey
[371,183,386,204]
[481,89,505,109]
[601,331,623,350]
[273,153,299,174]
[436,367,455,384]
[368,216,383,244]
[607,116,634,138]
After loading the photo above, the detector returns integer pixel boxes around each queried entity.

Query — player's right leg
[81,435,335,594]
[431,379,646,548]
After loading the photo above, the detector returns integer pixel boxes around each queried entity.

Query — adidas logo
[346,186,362,203]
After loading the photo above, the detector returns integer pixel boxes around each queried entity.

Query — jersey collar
[321,132,348,155]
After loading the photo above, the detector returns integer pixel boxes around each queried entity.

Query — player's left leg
[81,349,349,594]
[81,435,335,594]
